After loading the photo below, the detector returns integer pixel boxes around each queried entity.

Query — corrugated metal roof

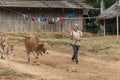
[42,1,69,8]
[0,0,93,9]
[98,2,120,20]
[78,2,94,9]
[60,1,77,8]
[1,1,48,8]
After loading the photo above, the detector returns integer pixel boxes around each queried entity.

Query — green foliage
[85,0,117,16]
[85,0,117,9]
[85,0,100,8]
[84,0,117,33]
[105,0,117,8]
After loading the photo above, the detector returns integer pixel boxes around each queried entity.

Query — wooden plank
[103,19,106,36]
[117,15,119,39]
[119,0,120,5]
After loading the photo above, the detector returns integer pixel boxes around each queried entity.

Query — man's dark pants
[72,44,80,63]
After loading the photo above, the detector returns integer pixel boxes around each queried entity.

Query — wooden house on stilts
[0,0,93,32]
[98,1,120,38]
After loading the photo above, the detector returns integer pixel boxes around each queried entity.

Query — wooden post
[117,15,119,39]
[103,19,106,36]
[119,0,120,5]
[61,24,63,32]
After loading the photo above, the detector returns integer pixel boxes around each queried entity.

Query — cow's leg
[33,51,37,57]
[6,47,9,60]
[36,52,40,65]
[1,53,5,59]
[10,52,13,61]
[46,50,49,54]
[9,45,14,61]
[0,48,5,59]
[10,49,13,61]
[33,51,37,63]
[27,50,30,63]
[38,50,43,55]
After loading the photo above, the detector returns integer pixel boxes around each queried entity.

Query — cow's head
[10,44,14,51]
[37,42,48,54]
[36,43,45,55]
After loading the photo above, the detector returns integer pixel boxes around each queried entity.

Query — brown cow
[25,33,49,64]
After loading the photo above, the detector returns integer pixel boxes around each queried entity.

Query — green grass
[8,33,120,54]
[9,33,120,54]
[81,38,120,54]
[8,33,120,61]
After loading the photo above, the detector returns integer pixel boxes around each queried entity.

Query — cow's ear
[2,36,8,41]
[5,37,8,41]
[27,36,31,39]
[38,43,44,46]
[38,43,41,45]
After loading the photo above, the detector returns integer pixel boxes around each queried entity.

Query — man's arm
[79,31,83,38]
[70,31,74,40]
[77,31,83,41]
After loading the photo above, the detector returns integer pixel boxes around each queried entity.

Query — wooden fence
[0,18,83,32]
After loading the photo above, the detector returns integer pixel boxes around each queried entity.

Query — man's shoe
[72,58,74,62]
[76,61,78,64]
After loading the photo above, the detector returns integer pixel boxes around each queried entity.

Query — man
[70,24,83,64]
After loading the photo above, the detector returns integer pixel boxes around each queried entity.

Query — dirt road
[0,40,120,80]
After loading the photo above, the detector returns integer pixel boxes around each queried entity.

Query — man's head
[73,23,79,31]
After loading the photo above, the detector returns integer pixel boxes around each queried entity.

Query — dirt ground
[0,34,120,80]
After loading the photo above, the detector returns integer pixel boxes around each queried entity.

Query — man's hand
[76,38,82,41]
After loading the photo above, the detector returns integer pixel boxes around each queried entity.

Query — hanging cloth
[40,18,47,22]
[23,14,28,20]
[59,16,64,24]
[38,18,41,22]
[67,13,74,18]
[32,16,35,21]
[48,18,55,24]
[55,17,60,22]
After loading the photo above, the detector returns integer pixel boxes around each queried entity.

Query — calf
[0,35,8,59]
[25,33,49,64]
[2,43,14,60]
[0,35,14,60]
[0,35,8,50]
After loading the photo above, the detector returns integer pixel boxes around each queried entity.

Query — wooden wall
[0,7,83,32]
